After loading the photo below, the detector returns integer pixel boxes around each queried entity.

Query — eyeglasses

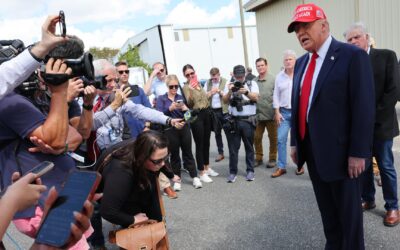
[149,154,170,165]
[185,71,195,78]
[118,70,130,74]
[169,85,179,90]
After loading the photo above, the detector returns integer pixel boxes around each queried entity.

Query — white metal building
[244,0,400,75]
[114,24,259,82]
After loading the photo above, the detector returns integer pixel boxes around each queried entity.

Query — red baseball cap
[287,3,327,33]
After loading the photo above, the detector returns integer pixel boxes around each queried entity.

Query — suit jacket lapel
[310,38,340,107]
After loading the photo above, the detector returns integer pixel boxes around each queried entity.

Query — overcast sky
[0,0,255,49]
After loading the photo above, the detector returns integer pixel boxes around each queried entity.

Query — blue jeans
[226,119,255,175]
[362,139,398,210]
[277,108,291,169]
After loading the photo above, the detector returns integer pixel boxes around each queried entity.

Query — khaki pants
[254,120,277,162]
[158,172,170,190]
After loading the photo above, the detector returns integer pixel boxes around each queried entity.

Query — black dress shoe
[361,201,376,211]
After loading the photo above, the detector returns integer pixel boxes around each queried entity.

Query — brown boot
[271,168,286,178]
[163,187,178,199]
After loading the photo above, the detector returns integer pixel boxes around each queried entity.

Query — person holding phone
[115,61,152,139]
[100,131,180,228]
[0,173,46,240]
[182,65,219,182]
[156,74,202,190]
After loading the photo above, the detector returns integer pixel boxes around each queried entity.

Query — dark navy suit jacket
[290,37,375,182]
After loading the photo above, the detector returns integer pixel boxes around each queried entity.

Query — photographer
[0,36,96,248]
[0,15,68,100]
[222,65,259,183]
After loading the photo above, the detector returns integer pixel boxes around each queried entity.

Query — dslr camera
[230,81,245,112]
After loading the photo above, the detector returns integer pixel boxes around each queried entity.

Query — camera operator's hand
[67,77,84,102]
[228,83,234,91]
[238,87,248,95]
[45,58,72,93]
[83,85,96,106]
[30,15,68,60]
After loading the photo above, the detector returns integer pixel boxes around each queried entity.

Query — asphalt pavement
[4,107,400,250]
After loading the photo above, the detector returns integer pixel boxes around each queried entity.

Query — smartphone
[25,161,54,178]
[128,84,140,97]
[0,161,55,197]
[59,10,66,37]
[35,170,101,248]
[176,99,184,105]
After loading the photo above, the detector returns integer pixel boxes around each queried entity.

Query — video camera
[81,75,107,91]
[0,39,25,65]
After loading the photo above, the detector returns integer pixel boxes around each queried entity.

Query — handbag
[108,176,170,249]
[108,220,167,250]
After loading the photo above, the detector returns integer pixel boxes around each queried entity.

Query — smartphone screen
[128,84,140,97]
[35,170,101,247]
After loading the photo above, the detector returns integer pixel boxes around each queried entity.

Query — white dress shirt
[273,70,292,109]
[300,35,332,119]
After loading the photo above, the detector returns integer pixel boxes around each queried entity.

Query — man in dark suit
[288,4,375,249]
[345,22,400,226]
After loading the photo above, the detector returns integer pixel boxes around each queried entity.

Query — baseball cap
[233,65,246,77]
[287,3,327,33]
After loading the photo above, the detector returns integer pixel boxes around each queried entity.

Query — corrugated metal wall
[254,0,400,75]
[359,0,400,53]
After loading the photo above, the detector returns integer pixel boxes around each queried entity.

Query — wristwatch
[82,103,93,111]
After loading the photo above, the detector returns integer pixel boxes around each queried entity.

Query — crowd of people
[0,3,399,249]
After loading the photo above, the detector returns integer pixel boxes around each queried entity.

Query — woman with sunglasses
[100,131,180,228]
[182,64,218,183]
[156,75,203,190]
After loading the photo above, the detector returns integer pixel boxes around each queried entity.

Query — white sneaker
[193,177,202,189]
[206,168,219,177]
[199,174,213,183]
[173,182,181,192]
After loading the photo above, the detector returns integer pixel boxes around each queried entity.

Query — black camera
[64,52,95,80]
[81,75,107,91]
[0,39,25,65]
[231,81,244,92]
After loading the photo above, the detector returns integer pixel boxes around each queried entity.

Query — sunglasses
[185,71,195,78]
[118,70,130,74]
[169,85,179,90]
[149,154,170,165]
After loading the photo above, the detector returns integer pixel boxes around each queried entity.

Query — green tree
[118,45,152,74]
[88,47,119,61]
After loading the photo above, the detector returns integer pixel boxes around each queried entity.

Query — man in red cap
[288,3,375,249]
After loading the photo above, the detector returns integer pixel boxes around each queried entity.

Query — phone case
[35,170,101,247]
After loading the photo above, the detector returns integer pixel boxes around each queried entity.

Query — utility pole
[239,0,249,68]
